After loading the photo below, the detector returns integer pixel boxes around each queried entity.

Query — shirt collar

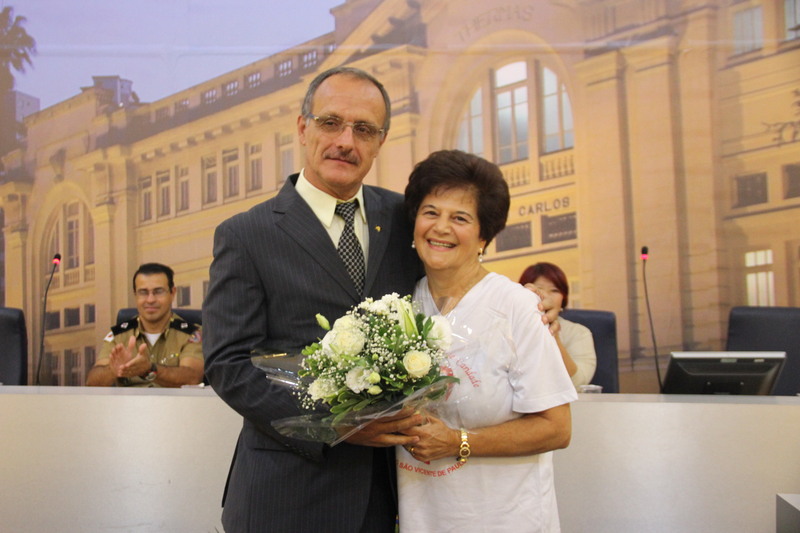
[297,169,367,227]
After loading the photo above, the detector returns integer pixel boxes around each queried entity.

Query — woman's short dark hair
[133,262,175,291]
[518,262,570,308]
[404,150,510,245]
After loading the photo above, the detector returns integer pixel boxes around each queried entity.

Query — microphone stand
[641,248,663,391]
[36,255,60,385]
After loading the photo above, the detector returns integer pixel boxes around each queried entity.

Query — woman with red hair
[519,262,597,389]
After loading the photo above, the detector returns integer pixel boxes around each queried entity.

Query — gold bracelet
[457,428,470,464]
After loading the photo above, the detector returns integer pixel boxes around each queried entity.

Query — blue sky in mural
[9,0,343,109]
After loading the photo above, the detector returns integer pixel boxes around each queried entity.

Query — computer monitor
[662,351,786,395]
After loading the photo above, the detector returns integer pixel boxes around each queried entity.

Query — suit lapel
[273,177,360,300]
[363,186,393,297]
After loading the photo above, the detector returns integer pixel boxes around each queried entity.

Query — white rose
[345,367,373,393]
[330,328,366,357]
[403,350,432,379]
[307,377,338,401]
[426,315,452,351]
[332,314,359,332]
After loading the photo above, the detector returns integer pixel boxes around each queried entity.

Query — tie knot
[335,200,358,223]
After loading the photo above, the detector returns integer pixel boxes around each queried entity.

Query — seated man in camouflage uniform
[86,263,204,387]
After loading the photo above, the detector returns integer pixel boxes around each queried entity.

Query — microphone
[639,246,663,391]
[36,253,61,385]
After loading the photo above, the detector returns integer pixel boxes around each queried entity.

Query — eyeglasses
[135,288,169,298]
[306,114,385,142]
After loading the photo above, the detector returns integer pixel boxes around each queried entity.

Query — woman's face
[533,276,565,311]
[413,187,486,274]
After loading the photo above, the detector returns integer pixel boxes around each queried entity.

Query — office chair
[0,307,28,385]
[559,309,620,393]
[725,306,800,396]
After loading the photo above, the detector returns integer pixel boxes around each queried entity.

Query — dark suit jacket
[203,175,421,532]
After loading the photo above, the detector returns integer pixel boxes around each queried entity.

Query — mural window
[542,212,577,244]
[457,89,484,157]
[174,99,189,114]
[84,214,94,266]
[85,346,96,372]
[45,310,60,331]
[745,249,774,305]
[202,155,218,204]
[541,67,574,153]
[177,286,191,307]
[177,166,190,212]
[44,202,94,288]
[157,170,170,217]
[786,0,800,40]
[732,5,763,54]
[248,144,263,192]
[43,351,60,385]
[455,60,574,166]
[65,348,82,386]
[201,88,218,105]
[494,62,529,164]
[64,307,80,327]
[495,222,532,252]
[178,179,190,212]
[223,80,240,97]
[84,303,95,324]
[65,202,80,270]
[277,59,293,78]
[302,50,318,70]
[734,172,767,206]
[278,133,294,184]
[784,163,800,198]
[155,106,170,121]
[246,72,262,89]
[140,176,153,221]
[223,148,240,198]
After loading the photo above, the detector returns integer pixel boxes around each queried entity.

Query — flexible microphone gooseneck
[36,253,61,386]
[640,246,663,391]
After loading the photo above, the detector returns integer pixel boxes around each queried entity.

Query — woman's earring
[411,241,416,249]
[478,247,483,263]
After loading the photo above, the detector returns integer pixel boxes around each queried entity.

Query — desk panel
[2,388,799,532]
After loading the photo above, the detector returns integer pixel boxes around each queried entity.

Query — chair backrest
[0,307,28,385]
[725,306,800,396]
[115,308,203,326]
[559,309,620,393]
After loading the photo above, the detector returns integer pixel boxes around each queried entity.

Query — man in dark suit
[203,67,425,532]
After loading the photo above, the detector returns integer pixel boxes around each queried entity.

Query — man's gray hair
[301,66,391,133]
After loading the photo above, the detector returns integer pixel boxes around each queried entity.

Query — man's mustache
[324,150,359,165]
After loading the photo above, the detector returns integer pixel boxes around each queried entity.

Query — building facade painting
[1,0,798,387]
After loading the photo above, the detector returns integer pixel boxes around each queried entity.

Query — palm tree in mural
[0,6,36,157]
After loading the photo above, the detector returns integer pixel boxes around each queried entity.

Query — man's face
[134,273,175,329]
[298,74,387,200]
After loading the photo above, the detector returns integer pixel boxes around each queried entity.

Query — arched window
[455,60,574,167]
[541,67,574,153]
[494,61,529,164]
[44,201,95,286]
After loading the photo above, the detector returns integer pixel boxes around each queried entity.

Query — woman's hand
[400,412,460,462]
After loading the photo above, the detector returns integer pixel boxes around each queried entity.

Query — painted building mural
[1,0,799,387]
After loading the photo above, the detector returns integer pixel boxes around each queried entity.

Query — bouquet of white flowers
[253,293,456,445]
